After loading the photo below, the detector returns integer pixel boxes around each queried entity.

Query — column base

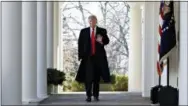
[142,91,150,97]
[128,90,142,93]
[22,98,41,104]
[128,88,142,93]
[38,94,49,100]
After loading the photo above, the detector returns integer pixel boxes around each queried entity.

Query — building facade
[1,1,188,105]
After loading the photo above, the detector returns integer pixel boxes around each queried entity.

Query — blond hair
[88,15,97,20]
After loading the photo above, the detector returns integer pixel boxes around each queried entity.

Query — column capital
[128,2,144,9]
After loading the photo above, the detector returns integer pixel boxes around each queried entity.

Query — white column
[22,2,38,103]
[37,2,48,99]
[179,2,188,105]
[47,2,54,68]
[57,3,64,93]
[59,3,63,71]
[142,2,155,97]
[0,2,2,106]
[153,2,161,86]
[54,2,62,93]
[2,2,22,105]
[168,2,179,88]
[57,3,61,72]
[53,2,59,69]
[128,4,142,92]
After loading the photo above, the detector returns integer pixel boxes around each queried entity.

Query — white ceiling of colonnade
[56,0,185,1]
[1,0,180,1]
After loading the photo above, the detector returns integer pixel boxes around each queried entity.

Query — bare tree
[62,2,91,74]
[98,2,130,74]
[62,2,130,74]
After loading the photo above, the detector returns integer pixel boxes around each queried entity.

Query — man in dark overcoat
[75,15,111,102]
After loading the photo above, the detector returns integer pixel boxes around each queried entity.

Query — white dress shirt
[90,26,96,38]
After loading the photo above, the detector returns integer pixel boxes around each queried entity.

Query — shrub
[71,81,85,91]
[57,71,66,85]
[63,73,128,92]
[100,74,116,84]
[47,68,66,86]
[111,75,128,91]
[100,84,113,91]
[62,80,72,91]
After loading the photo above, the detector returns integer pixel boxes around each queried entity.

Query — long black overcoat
[75,26,111,83]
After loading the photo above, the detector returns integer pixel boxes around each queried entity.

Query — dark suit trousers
[85,55,100,98]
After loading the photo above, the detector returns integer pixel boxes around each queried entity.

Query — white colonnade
[1,2,54,104]
[2,2,22,105]
[128,3,142,92]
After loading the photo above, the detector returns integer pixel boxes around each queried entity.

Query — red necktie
[91,28,95,55]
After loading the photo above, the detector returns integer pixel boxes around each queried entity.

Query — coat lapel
[96,26,99,38]
[87,27,91,41]
[87,27,91,51]
[88,27,90,37]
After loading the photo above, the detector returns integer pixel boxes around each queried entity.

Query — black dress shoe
[86,97,91,102]
[94,97,99,101]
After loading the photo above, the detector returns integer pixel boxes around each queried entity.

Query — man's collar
[90,26,97,30]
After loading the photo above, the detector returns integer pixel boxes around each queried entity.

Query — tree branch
[78,2,87,27]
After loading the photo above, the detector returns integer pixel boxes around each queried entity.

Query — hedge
[62,74,128,91]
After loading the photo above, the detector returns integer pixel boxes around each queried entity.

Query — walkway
[39,92,151,105]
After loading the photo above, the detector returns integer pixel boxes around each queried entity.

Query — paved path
[39,92,152,105]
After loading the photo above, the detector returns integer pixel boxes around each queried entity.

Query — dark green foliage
[47,68,66,86]
[70,81,85,91]
[100,74,116,84]
[63,74,128,91]
[111,75,128,91]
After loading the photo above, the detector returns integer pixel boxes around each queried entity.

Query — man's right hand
[96,35,103,44]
